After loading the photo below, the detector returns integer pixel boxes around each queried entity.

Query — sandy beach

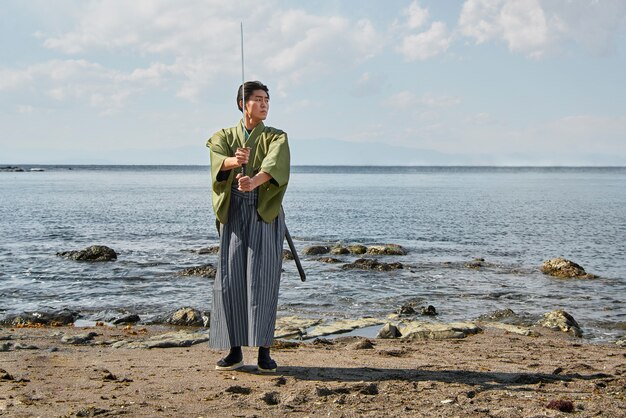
[1,324,624,417]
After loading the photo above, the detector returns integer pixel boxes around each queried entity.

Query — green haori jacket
[206,120,290,224]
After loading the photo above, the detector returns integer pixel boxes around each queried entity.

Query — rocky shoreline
[1,322,624,416]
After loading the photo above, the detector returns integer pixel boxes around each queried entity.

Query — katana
[240,22,306,282]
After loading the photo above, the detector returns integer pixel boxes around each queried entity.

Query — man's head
[237,81,270,112]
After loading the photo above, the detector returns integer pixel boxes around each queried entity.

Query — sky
[1,0,625,166]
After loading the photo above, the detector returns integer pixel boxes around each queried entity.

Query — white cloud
[406,1,430,30]
[458,0,626,57]
[383,91,461,110]
[398,21,452,61]
[0,59,157,114]
[25,1,385,101]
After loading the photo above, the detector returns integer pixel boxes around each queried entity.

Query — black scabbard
[285,226,306,282]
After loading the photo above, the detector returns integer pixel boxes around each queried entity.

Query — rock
[541,257,597,279]
[306,318,385,339]
[330,246,350,255]
[156,307,209,327]
[347,245,367,255]
[274,316,322,339]
[377,323,402,339]
[400,321,482,340]
[13,343,39,350]
[61,332,99,345]
[311,338,334,346]
[420,305,437,316]
[546,399,574,413]
[112,314,140,325]
[196,246,220,254]
[476,309,537,327]
[56,245,117,261]
[272,340,301,350]
[355,383,379,395]
[481,322,540,337]
[398,305,416,316]
[366,244,407,255]
[282,249,294,260]
[351,338,374,349]
[616,337,626,348]
[537,310,582,337]
[0,342,12,352]
[177,264,216,278]
[1,369,15,380]
[302,245,330,255]
[464,258,485,269]
[1,309,80,327]
[316,257,342,263]
[112,330,209,349]
[0,166,25,172]
[225,385,252,395]
[261,391,280,405]
[342,258,403,271]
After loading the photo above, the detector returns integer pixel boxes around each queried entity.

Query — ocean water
[1,166,625,342]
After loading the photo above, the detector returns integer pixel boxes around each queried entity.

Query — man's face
[245,89,269,121]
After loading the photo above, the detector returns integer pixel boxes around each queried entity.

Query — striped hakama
[209,183,286,349]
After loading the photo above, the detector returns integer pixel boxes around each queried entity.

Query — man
[206,81,290,373]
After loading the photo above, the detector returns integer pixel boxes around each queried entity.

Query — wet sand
[1,325,625,417]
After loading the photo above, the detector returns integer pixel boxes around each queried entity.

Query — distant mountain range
[3,138,625,166]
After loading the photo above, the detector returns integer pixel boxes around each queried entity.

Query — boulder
[112,330,209,349]
[316,257,342,263]
[377,323,402,339]
[366,244,407,255]
[476,309,536,327]
[56,245,117,261]
[400,321,482,340]
[61,332,99,345]
[420,305,438,316]
[342,258,403,271]
[541,258,597,279]
[112,314,141,325]
[537,310,582,337]
[283,249,294,260]
[150,307,209,327]
[274,316,322,339]
[196,246,220,254]
[330,246,350,255]
[1,309,80,327]
[397,305,416,316]
[306,318,385,339]
[348,245,367,255]
[350,338,375,349]
[464,258,485,269]
[302,245,331,255]
[177,264,216,278]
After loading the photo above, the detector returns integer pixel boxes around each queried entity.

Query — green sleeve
[260,132,290,186]
[206,131,234,224]
[206,131,233,192]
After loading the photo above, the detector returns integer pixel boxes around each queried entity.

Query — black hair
[237,81,269,111]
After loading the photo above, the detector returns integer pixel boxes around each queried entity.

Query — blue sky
[1,0,625,165]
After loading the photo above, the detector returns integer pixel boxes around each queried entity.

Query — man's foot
[257,346,277,373]
[215,346,244,371]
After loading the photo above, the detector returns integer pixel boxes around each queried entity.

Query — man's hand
[234,147,250,167]
[236,173,256,192]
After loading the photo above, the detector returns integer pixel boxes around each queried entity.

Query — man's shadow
[241,366,612,391]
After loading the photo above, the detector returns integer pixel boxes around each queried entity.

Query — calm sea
[1,166,625,341]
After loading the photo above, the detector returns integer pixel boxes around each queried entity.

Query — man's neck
[244,118,261,131]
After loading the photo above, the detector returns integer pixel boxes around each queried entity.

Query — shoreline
[1,324,625,416]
